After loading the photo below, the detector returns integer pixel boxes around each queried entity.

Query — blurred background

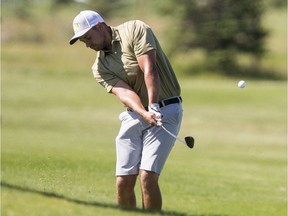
[1,0,287,79]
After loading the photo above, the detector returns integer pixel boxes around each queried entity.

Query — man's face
[79,26,105,51]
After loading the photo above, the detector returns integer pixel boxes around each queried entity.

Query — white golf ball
[238,80,246,88]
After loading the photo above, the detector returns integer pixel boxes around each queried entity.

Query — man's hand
[148,103,162,127]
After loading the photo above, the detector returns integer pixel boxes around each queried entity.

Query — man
[69,10,183,211]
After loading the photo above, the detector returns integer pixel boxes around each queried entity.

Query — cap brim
[69,27,92,45]
[69,37,79,45]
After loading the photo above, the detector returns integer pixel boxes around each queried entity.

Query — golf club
[161,125,194,149]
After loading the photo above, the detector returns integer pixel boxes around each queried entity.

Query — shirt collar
[102,27,120,53]
[111,26,121,42]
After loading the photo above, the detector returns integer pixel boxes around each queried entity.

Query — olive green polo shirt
[92,20,181,107]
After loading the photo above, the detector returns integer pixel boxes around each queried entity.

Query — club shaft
[161,125,186,145]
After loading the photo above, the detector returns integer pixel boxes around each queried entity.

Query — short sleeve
[92,57,120,93]
[132,21,157,57]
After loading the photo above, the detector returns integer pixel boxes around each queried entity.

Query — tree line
[3,0,286,78]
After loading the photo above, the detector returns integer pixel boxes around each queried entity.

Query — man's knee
[116,175,137,192]
[140,170,159,189]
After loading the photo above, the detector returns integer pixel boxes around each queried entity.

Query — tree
[154,0,268,75]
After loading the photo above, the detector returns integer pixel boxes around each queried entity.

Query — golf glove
[148,103,162,126]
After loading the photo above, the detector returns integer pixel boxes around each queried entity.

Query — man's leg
[140,170,162,211]
[116,174,138,209]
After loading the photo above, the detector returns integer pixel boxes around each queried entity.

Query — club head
[185,136,194,149]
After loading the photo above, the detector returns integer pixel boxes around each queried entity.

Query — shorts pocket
[118,111,128,122]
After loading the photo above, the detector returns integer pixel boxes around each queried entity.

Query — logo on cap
[73,23,81,31]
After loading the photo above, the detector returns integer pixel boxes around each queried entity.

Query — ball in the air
[238,80,246,88]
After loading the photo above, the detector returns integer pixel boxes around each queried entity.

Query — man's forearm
[111,80,147,116]
[144,68,160,105]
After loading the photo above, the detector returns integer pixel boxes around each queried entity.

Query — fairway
[1,43,286,216]
[1,4,287,214]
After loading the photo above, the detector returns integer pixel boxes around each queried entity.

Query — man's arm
[137,49,162,126]
[136,49,160,105]
[111,49,161,126]
[111,80,158,126]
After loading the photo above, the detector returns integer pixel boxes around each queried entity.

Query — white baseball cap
[69,10,105,45]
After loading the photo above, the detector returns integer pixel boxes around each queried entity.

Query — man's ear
[95,22,103,30]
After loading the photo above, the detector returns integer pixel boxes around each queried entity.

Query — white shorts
[115,103,183,176]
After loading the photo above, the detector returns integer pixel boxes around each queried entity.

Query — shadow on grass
[1,181,226,216]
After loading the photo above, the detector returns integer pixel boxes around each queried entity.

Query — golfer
[69,10,183,211]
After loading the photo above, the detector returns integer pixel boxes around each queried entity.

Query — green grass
[1,4,287,215]
[1,42,287,216]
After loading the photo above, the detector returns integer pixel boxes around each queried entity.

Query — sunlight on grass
[2,3,286,216]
